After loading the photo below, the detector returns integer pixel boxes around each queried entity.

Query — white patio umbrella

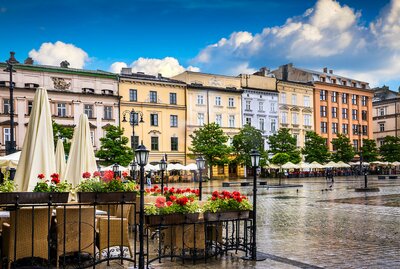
[335,161,351,168]
[298,162,311,169]
[184,163,198,171]
[101,164,129,172]
[173,163,185,170]
[14,87,56,191]
[323,161,338,168]
[309,161,324,169]
[144,163,157,171]
[0,151,21,168]
[390,161,400,166]
[282,162,298,169]
[167,163,177,171]
[265,162,280,169]
[55,139,66,180]
[64,114,97,187]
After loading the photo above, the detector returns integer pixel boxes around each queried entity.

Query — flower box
[203,210,250,222]
[0,192,69,204]
[145,212,200,226]
[77,192,136,203]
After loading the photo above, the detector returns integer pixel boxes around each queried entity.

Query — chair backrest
[98,218,130,255]
[114,204,131,218]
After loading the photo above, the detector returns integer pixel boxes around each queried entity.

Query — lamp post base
[242,251,268,261]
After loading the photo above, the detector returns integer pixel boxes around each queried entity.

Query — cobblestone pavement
[141,176,400,268]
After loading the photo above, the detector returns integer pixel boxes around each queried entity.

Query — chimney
[283,64,289,81]
[60,60,70,68]
[121,67,132,75]
[157,73,162,78]
[329,69,333,74]
[24,57,34,65]
[7,51,19,64]
[323,67,328,73]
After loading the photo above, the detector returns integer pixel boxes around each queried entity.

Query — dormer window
[25,83,39,88]
[82,88,95,94]
[101,89,113,95]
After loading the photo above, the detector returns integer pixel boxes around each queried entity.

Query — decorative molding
[148,130,161,135]
[51,77,71,90]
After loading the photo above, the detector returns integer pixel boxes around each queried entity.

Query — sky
[0,0,398,90]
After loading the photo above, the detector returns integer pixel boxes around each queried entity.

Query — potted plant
[203,190,252,221]
[76,171,138,203]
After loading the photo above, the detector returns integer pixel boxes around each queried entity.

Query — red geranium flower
[38,174,45,179]
[82,172,91,179]
[122,171,128,177]
[93,171,101,177]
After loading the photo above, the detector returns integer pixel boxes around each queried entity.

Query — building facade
[372,86,400,146]
[172,71,243,178]
[273,63,374,151]
[239,71,279,150]
[119,68,187,165]
[0,53,119,155]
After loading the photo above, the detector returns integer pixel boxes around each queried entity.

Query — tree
[270,153,290,185]
[232,124,266,167]
[96,125,134,166]
[189,123,232,179]
[380,136,400,162]
[52,121,74,155]
[302,131,330,163]
[360,139,379,162]
[331,134,355,162]
[267,128,301,163]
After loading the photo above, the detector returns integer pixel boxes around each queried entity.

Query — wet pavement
[141,176,400,268]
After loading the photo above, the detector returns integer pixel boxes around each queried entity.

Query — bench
[389,175,398,179]
[378,176,386,180]
[222,181,267,187]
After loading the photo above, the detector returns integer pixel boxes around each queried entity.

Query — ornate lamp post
[159,157,167,194]
[3,53,17,155]
[135,144,149,269]
[196,156,205,200]
[130,161,137,180]
[122,109,144,150]
[112,163,119,178]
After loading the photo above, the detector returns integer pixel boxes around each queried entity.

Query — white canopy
[0,151,21,168]
[309,161,324,169]
[144,163,158,171]
[323,161,338,168]
[335,161,351,168]
[282,162,298,169]
[390,161,400,166]
[349,161,370,166]
[101,164,129,172]
[184,163,198,171]
[14,87,56,191]
[298,162,311,169]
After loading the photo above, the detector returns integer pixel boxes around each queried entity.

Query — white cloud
[29,41,89,68]
[109,57,200,77]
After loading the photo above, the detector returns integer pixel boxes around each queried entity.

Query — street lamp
[358,124,368,188]
[159,157,167,194]
[122,109,144,150]
[112,163,119,178]
[135,143,149,269]
[3,52,17,155]
[130,161,137,180]
[196,156,205,200]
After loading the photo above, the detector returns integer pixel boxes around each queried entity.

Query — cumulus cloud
[29,41,89,69]
[109,57,200,77]
[193,0,400,87]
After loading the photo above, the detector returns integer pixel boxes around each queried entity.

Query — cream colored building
[172,71,243,178]
[119,69,187,165]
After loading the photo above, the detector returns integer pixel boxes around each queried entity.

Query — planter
[0,192,69,204]
[203,210,250,222]
[77,192,136,203]
[145,212,200,226]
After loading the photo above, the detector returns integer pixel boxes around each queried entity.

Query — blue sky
[0,0,398,89]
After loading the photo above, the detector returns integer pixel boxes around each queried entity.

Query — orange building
[273,64,374,151]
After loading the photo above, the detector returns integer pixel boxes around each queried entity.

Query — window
[352,124,359,135]
[3,99,10,114]
[342,93,348,104]
[245,100,251,110]
[342,124,348,134]
[362,125,367,135]
[228,97,234,107]
[150,114,158,126]
[169,93,177,105]
[131,135,139,150]
[379,107,385,116]
[292,113,298,125]
[170,115,178,127]
[104,106,112,119]
[28,101,33,115]
[352,94,357,105]
[379,140,384,147]
[353,139,359,151]
[331,78,336,84]
[293,134,298,147]
[304,114,311,126]
[332,107,337,118]
[320,106,327,117]
[281,93,286,104]
[150,91,157,103]
[321,122,327,133]
[291,94,297,105]
[259,102,264,112]
[229,115,235,127]
[342,80,347,86]
[171,137,178,151]
[215,96,221,106]
[342,108,348,119]
[270,119,276,132]
[198,113,204,126]
[129,89,137,101]
[379,123,385,132]
[320,77,326,82]
[218,165,225,175]
[259,118,265,131]
[361,96,367,106]
[246,117,252,126]
[304,96,310,107]
[281,112,288,124]
[84,104,93,118]
[57,103,67,117]
[90,131,95,145]
[4,128,10,142]
[362,110,367,121]
[270,102,276,112]
[151,136,159,151]
[352,82,357,88]
[215,114,222,126]
[332,123,338,134]
[320,90,327,101]
[331,92,337,103]
[352,109,358,120]
[197,95,204,105]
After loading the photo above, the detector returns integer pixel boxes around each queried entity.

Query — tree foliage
[52,121,74,155]
[189,123,232,178]
[380,136,400,162]
[267,128,301,163]
[360,139,379,162]
[270,152,290,166]
[232,124,266,166]
[331,134,355,162]
[302,131,330,163]
[96,125,134,166]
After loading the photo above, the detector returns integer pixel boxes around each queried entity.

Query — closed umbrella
[64,114,97,187]
[0,151,21,168]
[55,139,66,180]
[14,87,56,191]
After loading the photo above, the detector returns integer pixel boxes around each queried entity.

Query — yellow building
[119,69,187,164]
[172,71,243,178]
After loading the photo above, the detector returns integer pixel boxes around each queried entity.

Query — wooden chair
[2,207,50,268]
[98,218,132,259]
